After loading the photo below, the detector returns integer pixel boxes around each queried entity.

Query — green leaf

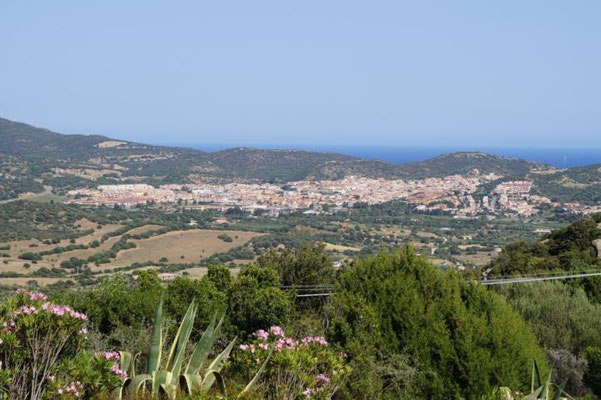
[238,347,273,397]
[538,371,552,399]
[152,370,173,397]
[186,311,220,374]
[147,293,164,374]
[523,386,543,400]
[202,337,237,391]
[167,302,197,381]
[206,370,227,396]
[119,351,133,377]
[126,374,151,399]
[181,373,203,395]
[551,380,566,400]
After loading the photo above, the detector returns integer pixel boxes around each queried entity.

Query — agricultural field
[0,212,261,285]
[111,229,259,266]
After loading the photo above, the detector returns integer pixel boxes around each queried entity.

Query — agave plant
[523,359,566,400]
[118,294,269,399]
[483,359,566,400]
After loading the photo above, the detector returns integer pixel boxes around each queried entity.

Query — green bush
[328,246,547,399]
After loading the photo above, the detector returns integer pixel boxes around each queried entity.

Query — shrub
[328,246,546,399]
[0,290,122,400]
[234,326,350,399]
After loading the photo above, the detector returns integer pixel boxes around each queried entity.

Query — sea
[163,143,601,169]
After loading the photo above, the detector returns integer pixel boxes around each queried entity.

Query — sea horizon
[152,143,601,169]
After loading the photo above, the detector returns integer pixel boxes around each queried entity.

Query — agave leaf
[166,302,196,371]
[205,370,227,396]
[147,293,164,374]
[532,359,542,393]
[551,380,567,400]
[119,351,133,377]
[126,374,151,398]
[181,373,203,395]
[538,371,552,399]
[168,303,197,382]
[152,370,174,397]
[159,381,177,400]
[186,312,221,374]
[206,336,237,372]
[523,386,543,400]
[238,347,273,397]
[202,337,237,391]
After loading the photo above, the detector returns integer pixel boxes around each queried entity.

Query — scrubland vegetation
[1,229,600,399]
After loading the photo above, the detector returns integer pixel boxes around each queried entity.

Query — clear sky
[1,1,600,148]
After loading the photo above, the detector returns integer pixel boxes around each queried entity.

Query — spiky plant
[483,359,566,400]
[120,294,270,399]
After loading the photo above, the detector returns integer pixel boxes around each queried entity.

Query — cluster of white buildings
[64,176,597,218]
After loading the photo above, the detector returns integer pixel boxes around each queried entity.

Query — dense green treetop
[328,247,546,399]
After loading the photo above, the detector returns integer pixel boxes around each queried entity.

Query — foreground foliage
[328,247,547,399]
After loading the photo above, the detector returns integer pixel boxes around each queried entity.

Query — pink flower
[301,336,328,346]
[94,351,120,360]
[315,374,330,384]
[269,326,285,337]
[302,388,312,397]
[28,292,48,301]
[254,329,269,340]
[239,344,249,351]
[111,363,128,381]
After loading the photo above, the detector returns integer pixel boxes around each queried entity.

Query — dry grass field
[112,229,259,266]
[324,243,360,252]
[0,224,260,284]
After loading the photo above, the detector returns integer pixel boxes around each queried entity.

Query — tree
[328,246,546,399]
[164,277,226,338]
[584,346,601,398]
[227,265,292,336]
[494,281,601,353]
[205,264,232,292]
[257,243,334,286]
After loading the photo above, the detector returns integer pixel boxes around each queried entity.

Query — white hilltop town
[66,170,601,218]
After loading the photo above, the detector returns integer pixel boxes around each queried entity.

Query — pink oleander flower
[315,374,330,384]
[58,381,83,397]
[302,388,312,397]
[301,336,328,346]
[111,363,128,381]
[28,292,48,301]
[94,351,120,360]
[254,329,269,340]
[46,375,55,381]
[269,325,285,337]
[239,344,249,351]
[13,305,38,317]
[259,342,269,350]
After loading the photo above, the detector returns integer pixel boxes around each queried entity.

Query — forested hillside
[1,117,555,183]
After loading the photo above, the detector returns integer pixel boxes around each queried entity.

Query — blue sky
[1,1,600,148]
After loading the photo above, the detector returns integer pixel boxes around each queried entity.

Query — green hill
[0,117,570,184]
[530,164,601,204]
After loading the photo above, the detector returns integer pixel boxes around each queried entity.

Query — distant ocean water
[167,143,601,169]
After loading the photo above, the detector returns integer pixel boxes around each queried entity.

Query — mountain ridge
[0,117,585,185]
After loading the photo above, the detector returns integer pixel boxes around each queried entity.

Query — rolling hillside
[0,117,577,187]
